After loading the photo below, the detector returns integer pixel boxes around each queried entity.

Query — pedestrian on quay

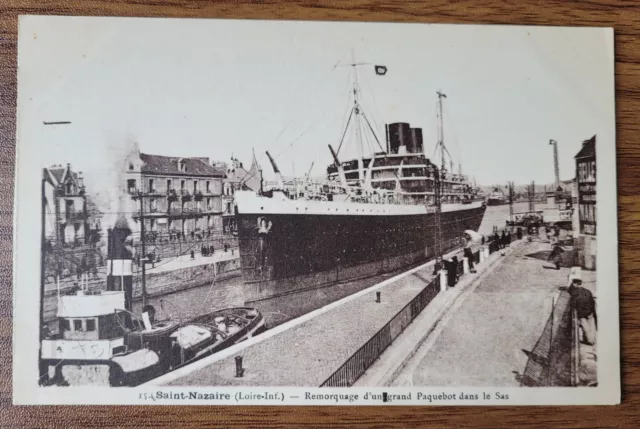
[568,270,597,345]
[190,250,195,260]
[500,230,507,249]
[516,227,523,240]
[452,256,460,283]
[201,245,208,257]
[209,245,215,256]
[548,243,565,270]
[506,231,512,246]
[463,245,476,273]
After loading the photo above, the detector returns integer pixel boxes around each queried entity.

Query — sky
[17,16,614,189]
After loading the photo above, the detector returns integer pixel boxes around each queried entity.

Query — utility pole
[39,169,47,383]
[507,181,515,224]
[437,91,447,175]
[549,139,560,191]
[528,181,536,213]
[138,191,147,306]
[40,120,71,383]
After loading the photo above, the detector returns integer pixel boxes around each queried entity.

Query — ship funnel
[388,123,411,154]
[106,223,134,312]
[410,127,424,154]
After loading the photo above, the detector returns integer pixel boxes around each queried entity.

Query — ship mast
[351,51,366,184]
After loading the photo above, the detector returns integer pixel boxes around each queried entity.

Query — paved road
[393,240,595,387]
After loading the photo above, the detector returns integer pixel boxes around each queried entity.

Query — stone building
[123,150,225,247]
[43,163,88,246]
[574,135,596,270]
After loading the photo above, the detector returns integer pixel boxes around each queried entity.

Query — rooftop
[140,153,225,178]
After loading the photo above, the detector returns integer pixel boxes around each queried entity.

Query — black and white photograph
[12,16,619,405]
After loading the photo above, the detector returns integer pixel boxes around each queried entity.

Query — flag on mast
[374,65,388,76]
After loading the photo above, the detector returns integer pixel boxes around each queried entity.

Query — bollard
[439,269,447,292]
[479,247,485,264]
[463,257,469,274]
[375,291,381,303]
[235,356,244,378]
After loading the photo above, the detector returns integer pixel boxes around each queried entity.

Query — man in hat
[567,268,597,346]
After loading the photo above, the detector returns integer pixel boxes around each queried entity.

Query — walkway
[392,240,595,387]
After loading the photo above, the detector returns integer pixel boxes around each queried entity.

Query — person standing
[463,245,476,273]
[568,272,597,345]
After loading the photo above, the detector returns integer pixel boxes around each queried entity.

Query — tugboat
[40,220,265,387]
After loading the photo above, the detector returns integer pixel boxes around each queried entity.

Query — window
[73,320,82,331]
[206,181,210,193]
[167,179,172,190]
[181,180,185,190]
[149,219,155,231]
[66,183,72,194]
[193,180,198,193]
[207,198,212,209]
[179,160,186,173]
[62,319,71,331]
[150,199,157,212]
[148,179,155,193]
[86,319,96,332]
[127,179,136,193]
[129,163,134,171]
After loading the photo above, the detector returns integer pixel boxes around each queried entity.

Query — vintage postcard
[13,16,618,405]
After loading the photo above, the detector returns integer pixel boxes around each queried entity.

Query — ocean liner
[234,62,486,308]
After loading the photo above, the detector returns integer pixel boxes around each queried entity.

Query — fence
[320,275,441,387]
[319,228,524,387]
[520,290,575,386]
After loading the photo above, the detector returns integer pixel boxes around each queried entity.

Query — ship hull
[487,197,506,206]
[236,193,486,314]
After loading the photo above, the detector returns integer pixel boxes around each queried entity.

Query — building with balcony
[124,150,225,246]
[43,163,88,245]
[222,155,262,234]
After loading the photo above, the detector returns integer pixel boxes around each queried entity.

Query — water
[478,202,532,235]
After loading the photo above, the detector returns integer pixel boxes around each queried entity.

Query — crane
[265,151,285,190]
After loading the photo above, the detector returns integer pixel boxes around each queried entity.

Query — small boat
[41,289,265,387]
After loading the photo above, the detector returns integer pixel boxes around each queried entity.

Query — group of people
[200,245,216,257]
[432,256,463,288]
[495,230,512,249]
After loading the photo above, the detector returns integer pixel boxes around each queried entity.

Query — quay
[148,240,509,387]
[361,239,596,387]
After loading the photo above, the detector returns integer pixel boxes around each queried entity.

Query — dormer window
[178,159,187,173]
[129,163,134,171]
